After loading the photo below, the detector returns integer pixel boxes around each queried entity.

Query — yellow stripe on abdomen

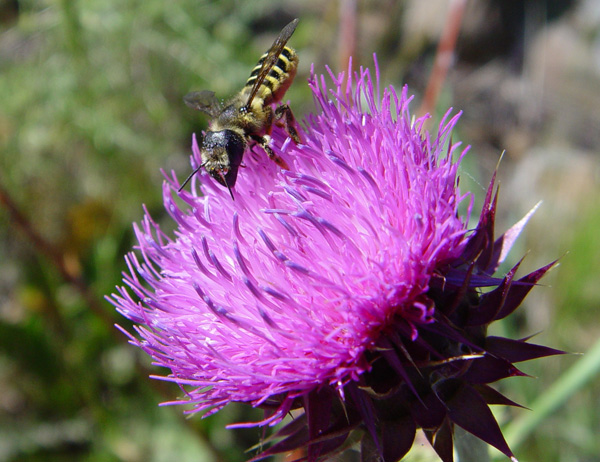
[243,46,298,105]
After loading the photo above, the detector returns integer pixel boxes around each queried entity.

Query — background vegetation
[1,0,599,461]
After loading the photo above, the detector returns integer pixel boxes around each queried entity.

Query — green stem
[60,0,86,60]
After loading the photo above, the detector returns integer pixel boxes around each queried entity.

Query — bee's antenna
[178,164,205,192]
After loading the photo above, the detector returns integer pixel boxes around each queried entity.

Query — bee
[180,18,301,198]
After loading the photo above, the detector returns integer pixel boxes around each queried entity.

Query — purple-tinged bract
[109,59,563,462]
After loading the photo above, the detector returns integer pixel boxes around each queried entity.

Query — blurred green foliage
[1,1,599,461]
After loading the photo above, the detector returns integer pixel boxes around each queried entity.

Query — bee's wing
[244,18,299,109]
[184,90,222,118]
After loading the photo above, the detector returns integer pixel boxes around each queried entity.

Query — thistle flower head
[109,59,562,462]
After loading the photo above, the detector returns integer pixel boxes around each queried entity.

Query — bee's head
[202,130,246,190]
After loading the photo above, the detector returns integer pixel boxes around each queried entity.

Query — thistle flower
[109,59,562,462]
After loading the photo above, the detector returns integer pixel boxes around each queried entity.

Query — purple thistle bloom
[109,59,563,462]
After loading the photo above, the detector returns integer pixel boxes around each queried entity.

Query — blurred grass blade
[504,338,600,449]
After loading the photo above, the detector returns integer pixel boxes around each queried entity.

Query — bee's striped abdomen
[244,46,298,105]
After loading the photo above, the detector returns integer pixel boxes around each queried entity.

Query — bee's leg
[274,104,302,144]
[250,134,290,170]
